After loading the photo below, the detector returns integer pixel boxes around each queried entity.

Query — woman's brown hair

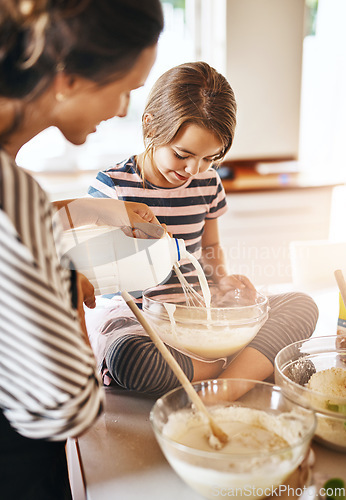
[0,0,164,99]
[142,61,237,162]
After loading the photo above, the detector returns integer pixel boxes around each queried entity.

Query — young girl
[88,62,318,396]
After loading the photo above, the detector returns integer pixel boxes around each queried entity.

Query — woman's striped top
[0,150,103,441]
[88,156,227,282]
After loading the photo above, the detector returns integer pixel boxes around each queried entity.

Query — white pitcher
[61,224,187,296]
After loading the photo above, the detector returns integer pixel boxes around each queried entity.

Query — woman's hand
[78,272,96,309]
[76,272,96,345]
[118,201,166,239]
[121,201,160,226]
[54,198,164,237]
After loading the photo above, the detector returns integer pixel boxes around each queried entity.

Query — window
[17,0,346,183]
[299,0,346,180]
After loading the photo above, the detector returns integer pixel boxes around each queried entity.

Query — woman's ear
[53,71,84,101]
[54,71,70,101]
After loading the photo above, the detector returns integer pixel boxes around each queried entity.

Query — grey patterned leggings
[105,292,318,397]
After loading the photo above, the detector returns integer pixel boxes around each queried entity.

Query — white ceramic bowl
[150,379,316,500]
[142,285,269,359]
[275,335,346,453]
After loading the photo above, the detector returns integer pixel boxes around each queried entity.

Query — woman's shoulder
[0,151,58,261]
[0,150,49,213]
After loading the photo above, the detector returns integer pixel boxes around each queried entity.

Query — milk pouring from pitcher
[61,224,187,296]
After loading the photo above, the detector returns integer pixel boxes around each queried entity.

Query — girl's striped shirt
[0,150,103,441]
[88,156,227,283]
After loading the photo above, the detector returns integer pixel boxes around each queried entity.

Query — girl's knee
[292,292,319,322]
[105,334,155,391]
[269,292,319,325]
[105,334,193,396]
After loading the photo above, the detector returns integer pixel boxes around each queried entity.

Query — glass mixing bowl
[275,335,346,453]
[142,285,269,359]
[150,379,316,500]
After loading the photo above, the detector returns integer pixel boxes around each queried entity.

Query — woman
[0,0,163,498]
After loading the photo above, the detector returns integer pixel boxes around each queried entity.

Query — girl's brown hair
[142,61,237,162]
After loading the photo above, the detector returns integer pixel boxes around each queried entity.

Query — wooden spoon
[121,290,228,448]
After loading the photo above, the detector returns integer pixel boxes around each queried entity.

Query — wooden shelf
[220,165,345,193]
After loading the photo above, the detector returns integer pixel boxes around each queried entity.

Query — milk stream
[163,303,178,341]
[171,250,212,340]
[183,251,211,310]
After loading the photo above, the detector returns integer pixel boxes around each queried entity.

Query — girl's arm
[201,220,273,383]
[201,218,255,290]
[200,218,228,282]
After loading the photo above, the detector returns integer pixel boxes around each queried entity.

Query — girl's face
[53,45,157,145]
[148,124,223,188]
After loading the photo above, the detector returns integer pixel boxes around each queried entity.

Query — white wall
[225,0,305,161]
[194,0,305,162]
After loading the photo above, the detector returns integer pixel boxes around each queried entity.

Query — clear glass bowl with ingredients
[275,335,346,453]
[142,285,269,359]
[150,378,316,500]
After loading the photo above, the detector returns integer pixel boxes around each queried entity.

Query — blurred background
[19,0,346,288]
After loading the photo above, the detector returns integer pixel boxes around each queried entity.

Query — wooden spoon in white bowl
[121,290,228,449]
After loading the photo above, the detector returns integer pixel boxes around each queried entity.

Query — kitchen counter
[68,286,346,500]
[72,386,346,500]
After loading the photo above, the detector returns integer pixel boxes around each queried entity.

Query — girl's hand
[211,274,258,305]
[218,274,256,292]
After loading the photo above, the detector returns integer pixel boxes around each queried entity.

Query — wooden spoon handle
[121,290,228,443]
